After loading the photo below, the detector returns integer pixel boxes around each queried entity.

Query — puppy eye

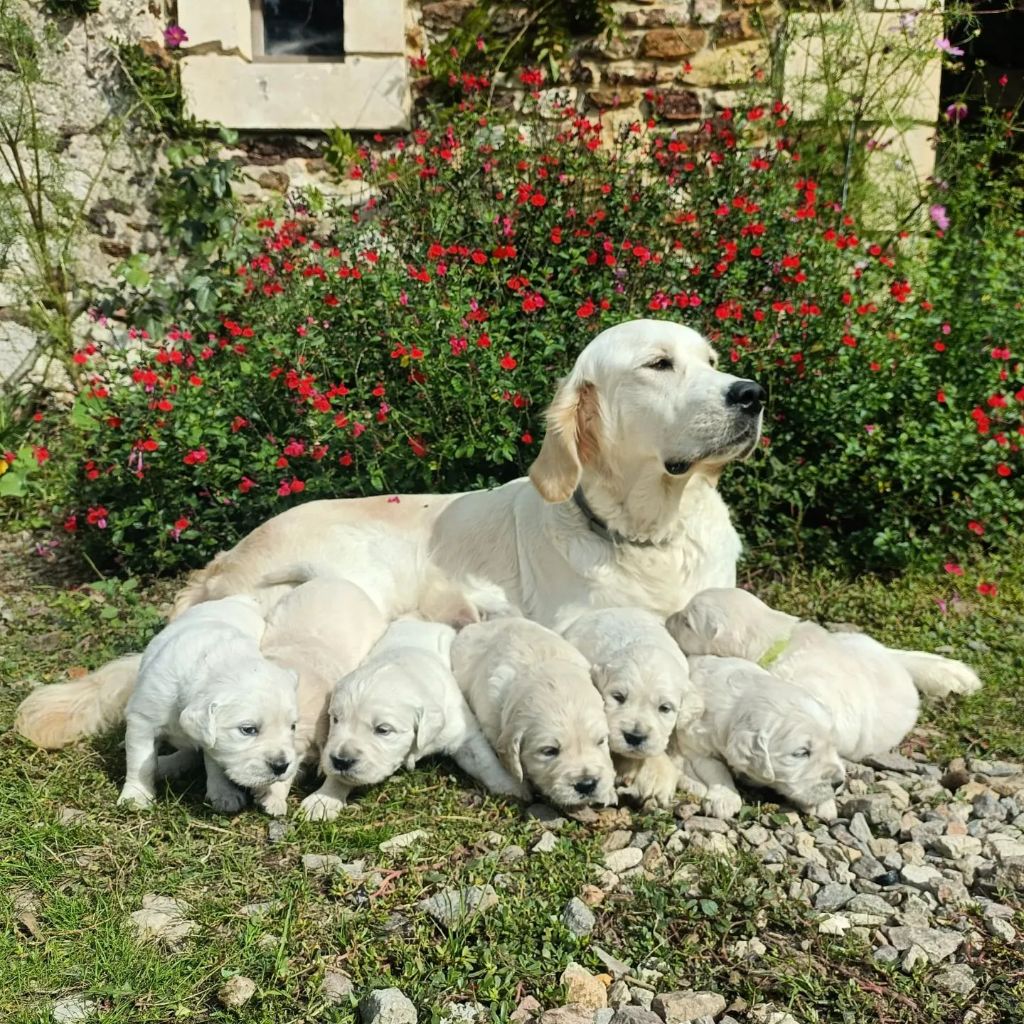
[659,704,675,715]
[291,723,297,732]
[598,736,609,746]
[793,747,811,758]
[645,357,673,372]
[330,715,339,726]
[238,725,260,737]
[611,692,626,705]
[375,724,394,736]
[540,746,560,758]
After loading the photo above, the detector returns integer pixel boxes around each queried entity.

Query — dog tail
[169,552,230,619]
[14,653,142,749]
[892,650,982,699]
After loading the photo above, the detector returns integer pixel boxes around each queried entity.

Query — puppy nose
[574,777,598,796]
[622,731,647,748]
[725,379,765,414]
[331,755,356,773]
[831,777,845,791]
[268,759,290,777]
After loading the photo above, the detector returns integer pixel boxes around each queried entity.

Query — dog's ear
[496,724,526,782]
[409,705,446,767]
[667,603,725,653]
[179,700,219,748]
[529,376,603,503]
[725,728,775,783]
[589,662,611,692]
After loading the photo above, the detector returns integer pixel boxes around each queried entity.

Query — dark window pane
[263,0,343,57]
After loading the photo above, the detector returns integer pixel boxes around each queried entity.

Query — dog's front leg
[453,728,532,801]
[254,778,292,817]
[156,747,199,780]
[203,753,248,813]
[118,716,159,808]
[624,753,680,807]
[298,776,352,821]
[688,754,743,819]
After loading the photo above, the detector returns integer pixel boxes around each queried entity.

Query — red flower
[338,452,353,467]
[476,333,492,349]
[997,463,1012,478]
[977,582,998,597]
[500,353,518,370]
[521,432,533,444]
[943,562,964,576]
[936,390,946,404]
[577,299,597,319]
[238,477,255,493]
[968,520,985,536]
[408,437,427,458]
[63,514,77,533]
[174,517,190,532]
[183,447,208,466]
[33,446,50,465]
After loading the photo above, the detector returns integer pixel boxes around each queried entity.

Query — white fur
[562,606,703,805]
[118,596,300,814]
[300,619,527,821]
[451,618,617,809]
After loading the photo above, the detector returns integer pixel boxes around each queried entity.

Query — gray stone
[848,813,874,845]
[52,996,98,1023]
[129,894,197,947]
[533,830,559,854]
[813,883,855,911]
[899,863,944,892]
[608,980,632,1009]
[650,991,726,1023]
[887,925,963,963]
[563,896,597,937]
[266,818,289,843]
[972,794,1006,820]
[526,804,568,828]
[539,1009,597,1024]
[985,915,1016,942]
[360,988,417,1024]
[864,752,923,772]
[847,894,895,918]
[419,886,498,928]
[610,1009,661,1024]
[968,759,1020,777]
[441,1003,487,1024]
[593,945,632,979]
[872,945,900,964]
[218,976,257,1009]
[379,829,429,853]
[934,963,977,996]
[322,968,355,1003]
[604,847,644,873]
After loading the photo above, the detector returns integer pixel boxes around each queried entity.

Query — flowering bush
[20,90,1024,580]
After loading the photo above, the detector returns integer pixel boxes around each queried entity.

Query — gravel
[418,885,499,927]
[360,988,418,1024]
[562,896,597,937]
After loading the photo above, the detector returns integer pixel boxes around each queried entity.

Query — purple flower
[945,101,969,123]
[935,37,964,57]
[929,204,950,231]
[164,24,188,49]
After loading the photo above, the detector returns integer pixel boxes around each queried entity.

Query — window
[252,0,345,60]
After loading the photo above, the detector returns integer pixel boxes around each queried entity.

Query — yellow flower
[0,458,8,476]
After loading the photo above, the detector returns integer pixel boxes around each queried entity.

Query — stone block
[346,0,406,53]
[177,0,252,58]
[683,40,769,86]
[640,27,707,59]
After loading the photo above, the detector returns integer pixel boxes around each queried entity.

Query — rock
[934,963,977,996]
[968,758,1019,777]
[650,990,726,1023]
[129,894,197,947]
[608,980,632,1008]
[525,804,568,829]
[419,885,498,928]
[848,813,874,845]
[985,915,1016,942]
[266,818,289,844]
[593,946,632,979]
[930,834,983,860]
[379,830,429,853]
[563,896,597,937]
[899,863,944,892]
[604,847,644,873]
[864,752,921,772]
[441,1003,487,1024]
[692,0,723,24]
[561,962,608,1009]
[52,996,98,1023]
[611,1009,662,1024]
[322,967,355,1003]
[218,976,257,1009]
[540,1008,598,1024]
[510,996,542,1022]
[873,945,899,964]
[749,1008,800,1024]
[302,853,347,875]
[603,830,634,852]
[360,989,417,1023]
[639,28,706,59]
[813,883,855,912]
[533,831,559,854]
[818,913,850,935]
[887,925,963,963]
[847,894,895,918]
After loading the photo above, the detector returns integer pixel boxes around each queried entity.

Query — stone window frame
[178,0,410,131]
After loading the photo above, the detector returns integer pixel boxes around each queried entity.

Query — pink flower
[935,37,964,57]
[929,204,949,231]
[945,102,968,123]
[943,562,964,576]
[164,24,188,48]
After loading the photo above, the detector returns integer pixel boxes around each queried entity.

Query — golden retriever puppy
[300,619,527,821]
[118,596,300,814]
[562,606,703,805]
[451,618,617,809]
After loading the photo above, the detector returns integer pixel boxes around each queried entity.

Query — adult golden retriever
[15,318,974,748]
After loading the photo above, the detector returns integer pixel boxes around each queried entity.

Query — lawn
[1,533,1022,1023]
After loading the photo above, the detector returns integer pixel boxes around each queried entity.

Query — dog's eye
[238,725,260,737]
[659,704,675,715]
[330,715,338,726]
[291,723,297,732]
[598,736,609,746]
[793,747,811,758]
[375,724,394,736]
[611,692,626,705]
[540,746,560,758]
[645,357,674,372]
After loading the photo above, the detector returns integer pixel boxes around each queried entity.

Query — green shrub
[17,90,1024,580]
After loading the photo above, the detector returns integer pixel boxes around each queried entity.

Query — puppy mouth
[669,421,763,474]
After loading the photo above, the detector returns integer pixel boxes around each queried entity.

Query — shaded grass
[1,547,1023,1021]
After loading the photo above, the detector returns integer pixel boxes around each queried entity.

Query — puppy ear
[528,376,602,503]
[411,706,445,764]
[667,604,724,653]
[179,700,218,748]
[725,728,775,782]
[590,662,610,691]
[496,725,526,782]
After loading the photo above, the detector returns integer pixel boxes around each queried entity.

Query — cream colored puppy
[300,619,528,821]
[664,655,847,819]
[562,607,703,805]
[667,587,979,761]
[118,596,300,814]
[451,618,617,809]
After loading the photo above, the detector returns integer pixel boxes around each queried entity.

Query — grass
[1,539,1023,1022]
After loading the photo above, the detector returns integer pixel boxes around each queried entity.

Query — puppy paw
[630,756,680,808]
[939,660,982,696]
[208,785,248,814]
[259,793,290,817]
[117,786,154,810]
[703,786,743,819]
[298,792,346,822]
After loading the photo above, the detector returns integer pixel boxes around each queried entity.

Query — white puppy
[451,618,617,809]
[300,619,528,821]
[667,587,975,761]
[118,596,300,814]
[562,607,703,805]
[662,655,846,818]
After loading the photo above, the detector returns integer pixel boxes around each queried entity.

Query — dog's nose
[831,777,845,791]
[268,759,290,777]
[725,380,765,414]
[622,731,647,748]
[574,777,598,796]
[331,755,356,773]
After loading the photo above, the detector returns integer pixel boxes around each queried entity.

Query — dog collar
[758,634,793,669]
[572,486,660,548]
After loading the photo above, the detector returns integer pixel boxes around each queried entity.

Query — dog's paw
[630,756,680,808]
[117,786,154,810]
[808,797,838,821]
[208,785,248,814]
[702,786,743,820]
[298,792,346,822]
[938,660,982,696]
[259,793,290,817]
